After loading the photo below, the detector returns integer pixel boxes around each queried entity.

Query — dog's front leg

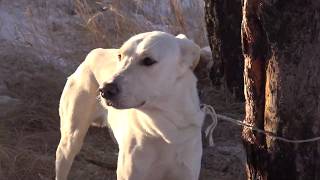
[55,72,99,180]
[55,124,89,180]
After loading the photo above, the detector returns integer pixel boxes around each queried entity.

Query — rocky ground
[0,0,246,179]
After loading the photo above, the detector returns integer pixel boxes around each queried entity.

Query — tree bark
[242,0,320,179]
[204,0,244,99]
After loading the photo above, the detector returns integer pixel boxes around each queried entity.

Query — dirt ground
[0,43,246,180]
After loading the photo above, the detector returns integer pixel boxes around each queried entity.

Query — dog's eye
[141,57,157,66]
[118,54,121,61]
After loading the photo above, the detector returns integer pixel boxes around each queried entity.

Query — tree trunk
[242,0,320,179]
[204,0,244,99]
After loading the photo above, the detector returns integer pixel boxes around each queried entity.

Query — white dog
[55,31,205,180]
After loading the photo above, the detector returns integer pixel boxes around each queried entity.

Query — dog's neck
[135,71,205,144]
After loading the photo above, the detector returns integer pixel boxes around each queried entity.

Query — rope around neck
[200,104,320,146]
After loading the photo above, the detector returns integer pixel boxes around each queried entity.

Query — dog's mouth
[105,99,146,109]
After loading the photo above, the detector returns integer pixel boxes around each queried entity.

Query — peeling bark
[242,0,269,178]
[242,0,320,179]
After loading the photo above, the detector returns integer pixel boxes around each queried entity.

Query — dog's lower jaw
[103,98,146,110]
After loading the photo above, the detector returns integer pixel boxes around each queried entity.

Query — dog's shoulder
[78,48,119,84]
[85,48,119,66]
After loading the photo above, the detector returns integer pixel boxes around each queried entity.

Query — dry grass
[0,50,65,180]
[74,0,150,47]
[169,0,187,34]
[73,0,207,47]
[74,0,107,46]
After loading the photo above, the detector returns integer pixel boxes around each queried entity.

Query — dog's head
[99,31,200,109]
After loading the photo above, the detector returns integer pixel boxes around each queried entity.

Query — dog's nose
[99,83,120,99]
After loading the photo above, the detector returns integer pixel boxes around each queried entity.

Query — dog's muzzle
[99,83,120,105]
[99,82,145,109]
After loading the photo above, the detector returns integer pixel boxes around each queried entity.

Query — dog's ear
[176,34,201,70]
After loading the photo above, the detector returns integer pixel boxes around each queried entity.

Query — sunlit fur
[55,31,204,180]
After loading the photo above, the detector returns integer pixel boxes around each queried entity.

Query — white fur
[55,31,205,180]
